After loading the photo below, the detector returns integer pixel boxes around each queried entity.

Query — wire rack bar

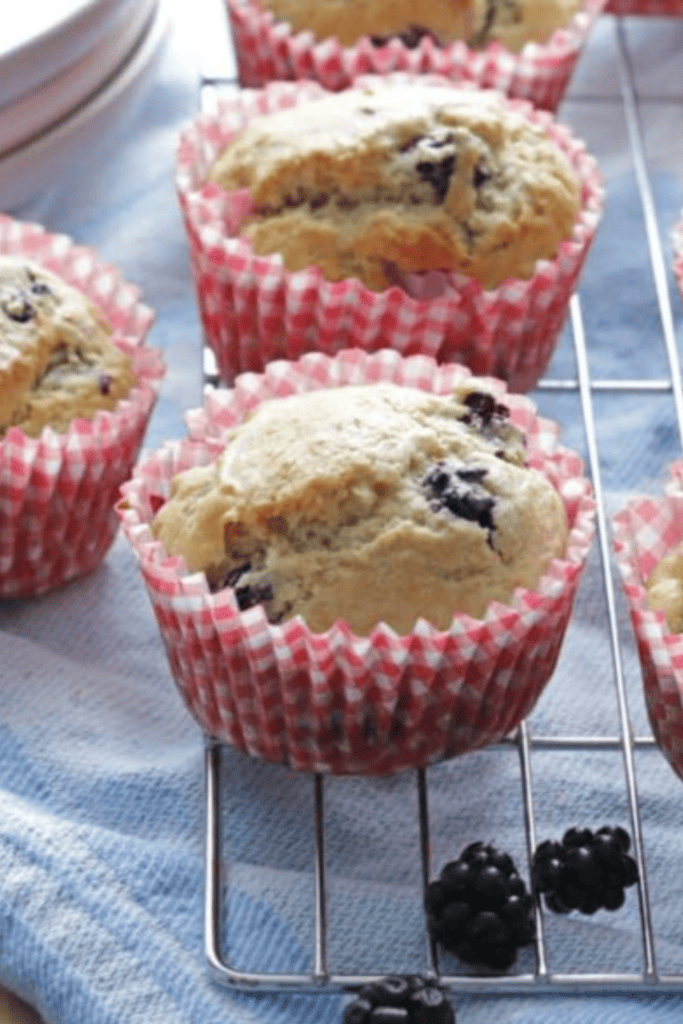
[199,5,683,999]
[205,722,683,993]
[570,287,657,979]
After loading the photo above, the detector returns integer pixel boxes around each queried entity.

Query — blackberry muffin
[119,350,596,773]
[207,79,581,293]
[0,256,137,438]
[0,216,163,598]
[226,0,606,110]
[151,381,568,635]
[178,75,603,392]
[178,75,602,391]
[255,0,582,51]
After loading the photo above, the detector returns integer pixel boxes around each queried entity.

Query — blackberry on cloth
[531,825,639,915]
[425,842,535,971]
[342,975,455,1024]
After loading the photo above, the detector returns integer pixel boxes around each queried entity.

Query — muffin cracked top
[254,0,582,52]
[152,381,568,635]
[208,80,581,291]
[0,256,136,438]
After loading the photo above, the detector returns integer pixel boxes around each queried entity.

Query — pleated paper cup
[605,1,683,14]
[226,0,607,111]
[613,462,683,785]
[176,75,604,395]
[0,214,165,599]
[118,348,596,776]
[674,214,683,314]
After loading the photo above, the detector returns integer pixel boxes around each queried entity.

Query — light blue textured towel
[2,7,683,1023]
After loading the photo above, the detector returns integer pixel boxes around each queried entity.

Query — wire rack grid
[195,4,683,1001]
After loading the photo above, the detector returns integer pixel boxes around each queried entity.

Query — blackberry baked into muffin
[255,0,582,51]
[0,256,137,437]
[207,79,581,293]
[151,380,568,635]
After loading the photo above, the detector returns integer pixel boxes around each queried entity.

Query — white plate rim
[0,0,153,109]
[0,0,170,212]
[0,0,159,156]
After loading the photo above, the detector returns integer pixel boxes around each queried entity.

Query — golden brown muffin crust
[646,543,683,634]
[209,80,581,292]
[152,382,568,635]
[255,0,581,51]
[0,256,136,438]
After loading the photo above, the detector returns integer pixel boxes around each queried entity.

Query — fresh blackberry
[342,975,455,1024]
[532,825,639,915]
[425,842,535,971]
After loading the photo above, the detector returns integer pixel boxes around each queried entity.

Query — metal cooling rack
[197,2,683,998]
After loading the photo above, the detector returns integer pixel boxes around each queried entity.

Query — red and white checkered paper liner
[225,0,607,111]
[0,214,165,598]
[176,75,604,395]
[673,213,683,313]
[605,1,683,14]
[612,462,683,785]
[118,348,596,775]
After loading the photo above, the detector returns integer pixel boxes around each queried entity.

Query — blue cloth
[2,6,683,1023]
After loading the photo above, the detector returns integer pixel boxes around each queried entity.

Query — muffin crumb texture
[0,256,136,438]
[152,382,568,635]
[255,0,582,52]
[208,80,581,292]
[645,543,683,633]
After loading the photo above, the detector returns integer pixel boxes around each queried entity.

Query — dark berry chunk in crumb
[370,25,439,48]
[29,280,51,296]
[98,373,113,395]
[459,391,523,459]
[1,290,35,322]
[206,560,252,593]
[234,580,274,611]
[416,156,456,204]
[343,976,454,1024]
[531,825,639,916]
[461,391,509,428]
[472,164,491,190]
[421,461,494,532]
[426,842,535,972]
[25,268,51,296]
[400,24,439,47]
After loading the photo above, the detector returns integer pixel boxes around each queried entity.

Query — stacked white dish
[0,0,169,210]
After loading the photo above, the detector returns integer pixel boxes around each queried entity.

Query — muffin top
[646,543,683,634]
[208,79,581,291]
[0,256,136,438]
[254,0,582,52]
[152,381,568,635]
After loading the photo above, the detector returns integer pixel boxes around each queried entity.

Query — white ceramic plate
[0,0,170,212]
[0,0,158,155]
[1,0,149,109]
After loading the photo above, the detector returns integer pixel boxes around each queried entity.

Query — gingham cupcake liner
[176,75,604,395]
[225,0,607,111]
[612,463,683,784]
[605,1,683,14]
[118,348,596,776]
[0,214,165,599]
[673,213,683,312]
